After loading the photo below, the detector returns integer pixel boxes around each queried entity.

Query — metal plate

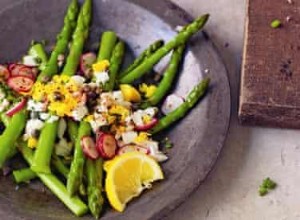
[0,0,231,219]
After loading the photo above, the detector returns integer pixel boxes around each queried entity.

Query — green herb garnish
[162,137,173,149]
[259,177,277,196]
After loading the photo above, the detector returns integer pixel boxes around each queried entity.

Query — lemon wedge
[104,152,164,212]
[120,84,141,102]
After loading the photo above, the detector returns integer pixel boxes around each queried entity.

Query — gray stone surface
[167,0,300,220]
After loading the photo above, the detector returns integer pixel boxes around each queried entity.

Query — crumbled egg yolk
[32,75,83,117]
[109,105,130,122]
[28,137,38,149]
[84,114,94,122]
[92,60,110,72]
[134,132,150,143]
[142,114,152,124]
[139,83,157,98]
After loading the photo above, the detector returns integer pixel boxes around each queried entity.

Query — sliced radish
[81,136,99,160]
[161,94,185,115]
[135,118,158,131]
[7,75,34,93]
[10,64,36,79]
[118,144,150,155]
[96,133,117,159]
[80,53,96,77]
[8,64,17,72]
[5,98,27,117]
[0,65,10,80]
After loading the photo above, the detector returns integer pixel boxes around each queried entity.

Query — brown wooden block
[239,0,300,128]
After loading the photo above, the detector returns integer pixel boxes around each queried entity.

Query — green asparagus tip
[199,14,210,23]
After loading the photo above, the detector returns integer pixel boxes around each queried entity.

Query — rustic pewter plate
[0,0,230,219]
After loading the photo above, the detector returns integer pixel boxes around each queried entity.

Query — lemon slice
[104,152,164,212]
[120,84,141,102]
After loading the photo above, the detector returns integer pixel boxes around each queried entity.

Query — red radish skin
[5,98,27,117]
[10,64,36,79]
[80,53,96,77]
[0,65,10,80]
[118,144,150,155]
[7,75,34,93]
[135,118,159,131]
[81,136,99,160]
[8,64,17,72]
[96,133,117,159]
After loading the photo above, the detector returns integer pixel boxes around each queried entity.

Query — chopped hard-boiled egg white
[71,104,88,121]
[0,88,5,100]
[24,119,45,139]
[47,115,59,123]
[71,75,86,86]
[131,107,157,126]
[121,131,138,145]
[95,71,110,85]
[0,99,9,112]
[22,55,39,67]
[27,99,45,112]
[141,140,168,162]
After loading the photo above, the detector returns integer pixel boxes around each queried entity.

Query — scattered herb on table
[259,177,277,196]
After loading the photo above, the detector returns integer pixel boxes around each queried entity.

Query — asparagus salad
[0,0,210,218]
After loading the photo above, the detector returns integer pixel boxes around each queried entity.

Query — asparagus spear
[67,121,91,196]
[28,42,48,71]
[31,120,58,173]
[18,144,88,217]
[13,155,70,184]
[0,110,27,168]
[150,78,210,134]
[141,45,185,108]
[32,0,92,174]
[83,30,116,216]
[52,155,70,179]
[67,120,78,144]
[104,41,125,91]
[118,39,164,79]
[63,0,92,76]
[37,0,80,81]
[13,168,37,184]
[119,14,209,84]
[1,113,10,127]
[97,31,117,61]
[86,159,104,219]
